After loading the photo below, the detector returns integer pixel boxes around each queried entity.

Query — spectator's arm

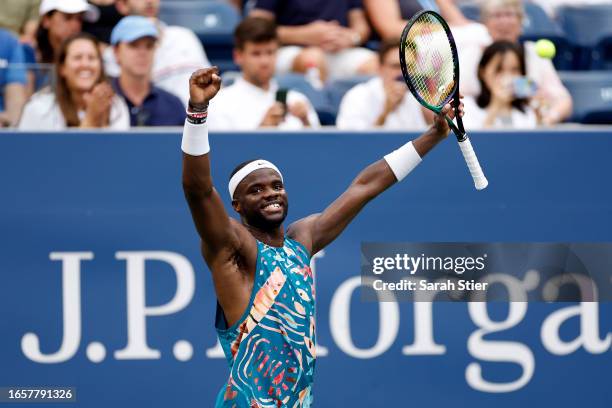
[226,0,243,12]
[347,8,371,45]
[19,0,42,44]
[363,0,406,40]
[435,0,472,26]
[250,9,318,46]
[540,64,572,124]
[3,83,27,126]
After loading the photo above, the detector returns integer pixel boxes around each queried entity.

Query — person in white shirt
[208,17,320,131]
[436,0,572,125]
[336,39,428,130]
[19,33,129,130]
[462,41,537,130]
[103,0,211,106]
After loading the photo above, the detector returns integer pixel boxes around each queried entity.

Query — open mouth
[261,201,283,213]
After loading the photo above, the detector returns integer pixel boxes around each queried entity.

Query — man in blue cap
[110,15,185,127]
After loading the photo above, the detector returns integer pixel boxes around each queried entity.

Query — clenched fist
[189,67,222,111]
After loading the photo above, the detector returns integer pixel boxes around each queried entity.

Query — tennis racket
[399,10,488,190]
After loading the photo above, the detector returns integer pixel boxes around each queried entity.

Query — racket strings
[402,13,456,108]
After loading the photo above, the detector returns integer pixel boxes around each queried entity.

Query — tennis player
[181,67,463,407]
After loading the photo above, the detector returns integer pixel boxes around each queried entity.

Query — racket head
[399,10,461,114]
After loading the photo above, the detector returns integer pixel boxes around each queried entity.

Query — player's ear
[231,198,241,213]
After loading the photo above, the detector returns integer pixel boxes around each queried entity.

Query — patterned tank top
[215,238,316,407]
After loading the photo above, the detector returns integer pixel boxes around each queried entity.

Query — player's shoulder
[287,214,320,253]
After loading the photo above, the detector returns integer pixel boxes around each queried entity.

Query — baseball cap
[110,16,159,45]
[39,0,100,22]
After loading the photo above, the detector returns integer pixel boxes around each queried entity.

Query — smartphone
[512,77,538,99]
[275,88,288,116]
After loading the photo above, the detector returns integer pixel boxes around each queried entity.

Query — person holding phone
[208,17,320,130]
[462,41,537,130]
[336,38,428,130]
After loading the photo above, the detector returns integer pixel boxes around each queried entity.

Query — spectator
[336,38,428,130]
[83,0,124,45]
[363,0,423,40]
[36,0,99,65]
[208,17,320,130]
[0,0,41,45]
[462,41,537,130]
[104,0,211,106]
[19,33,129,130]
[0,29,28,127]
[110,16,185,126]
[437,0,572,125]
[250,0,378,82]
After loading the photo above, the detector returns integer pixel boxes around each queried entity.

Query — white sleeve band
[383,141,422,182]
[181,120,210,156]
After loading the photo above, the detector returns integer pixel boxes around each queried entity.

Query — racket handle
[457,136,488,190]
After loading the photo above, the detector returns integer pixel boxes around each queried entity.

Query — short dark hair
[378,38,401,63]
[476,41,528,112]
[234,17,278,50]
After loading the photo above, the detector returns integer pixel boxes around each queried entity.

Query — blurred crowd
[0,0,610,131]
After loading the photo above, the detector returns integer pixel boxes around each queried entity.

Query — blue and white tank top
[215,237,316,407]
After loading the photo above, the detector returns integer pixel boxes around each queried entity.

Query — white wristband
[383,141,422,182]
[181,120,210,156]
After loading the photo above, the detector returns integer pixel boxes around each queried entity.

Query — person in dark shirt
[250,0,378,81]
[110,15,184,126]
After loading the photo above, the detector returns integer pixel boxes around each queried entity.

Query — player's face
[115,37,157,78]
[60,39,103,93]
[233,169,288,230]
[380,47,403,85]
[484,6,522,42]
[234,41,278,88]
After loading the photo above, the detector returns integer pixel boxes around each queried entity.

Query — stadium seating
[558,5,612,70]
[158,1,240,72]
[559,71,612,124]
[275,74,336,126]
[458,2,573,69]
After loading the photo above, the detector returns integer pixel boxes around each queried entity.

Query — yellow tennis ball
[535,39,556,59]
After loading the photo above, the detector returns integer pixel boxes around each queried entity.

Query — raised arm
[182,68,243,261]
[288,103,461,255]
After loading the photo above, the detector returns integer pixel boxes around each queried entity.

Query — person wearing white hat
[36,0,100,65]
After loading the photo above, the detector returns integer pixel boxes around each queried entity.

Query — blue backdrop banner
[1,130,611,407]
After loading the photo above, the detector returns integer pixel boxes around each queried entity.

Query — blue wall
[1,130,611,407]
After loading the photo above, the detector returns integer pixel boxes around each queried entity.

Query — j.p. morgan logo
[20,251,611,394]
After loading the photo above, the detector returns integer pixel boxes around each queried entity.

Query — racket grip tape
[457,136,488,190]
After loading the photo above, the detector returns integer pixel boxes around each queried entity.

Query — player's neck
[245,224,285,247]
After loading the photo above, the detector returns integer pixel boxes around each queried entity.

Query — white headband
[228,160,283,198]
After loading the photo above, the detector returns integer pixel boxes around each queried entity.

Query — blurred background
[1,0,611,407]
